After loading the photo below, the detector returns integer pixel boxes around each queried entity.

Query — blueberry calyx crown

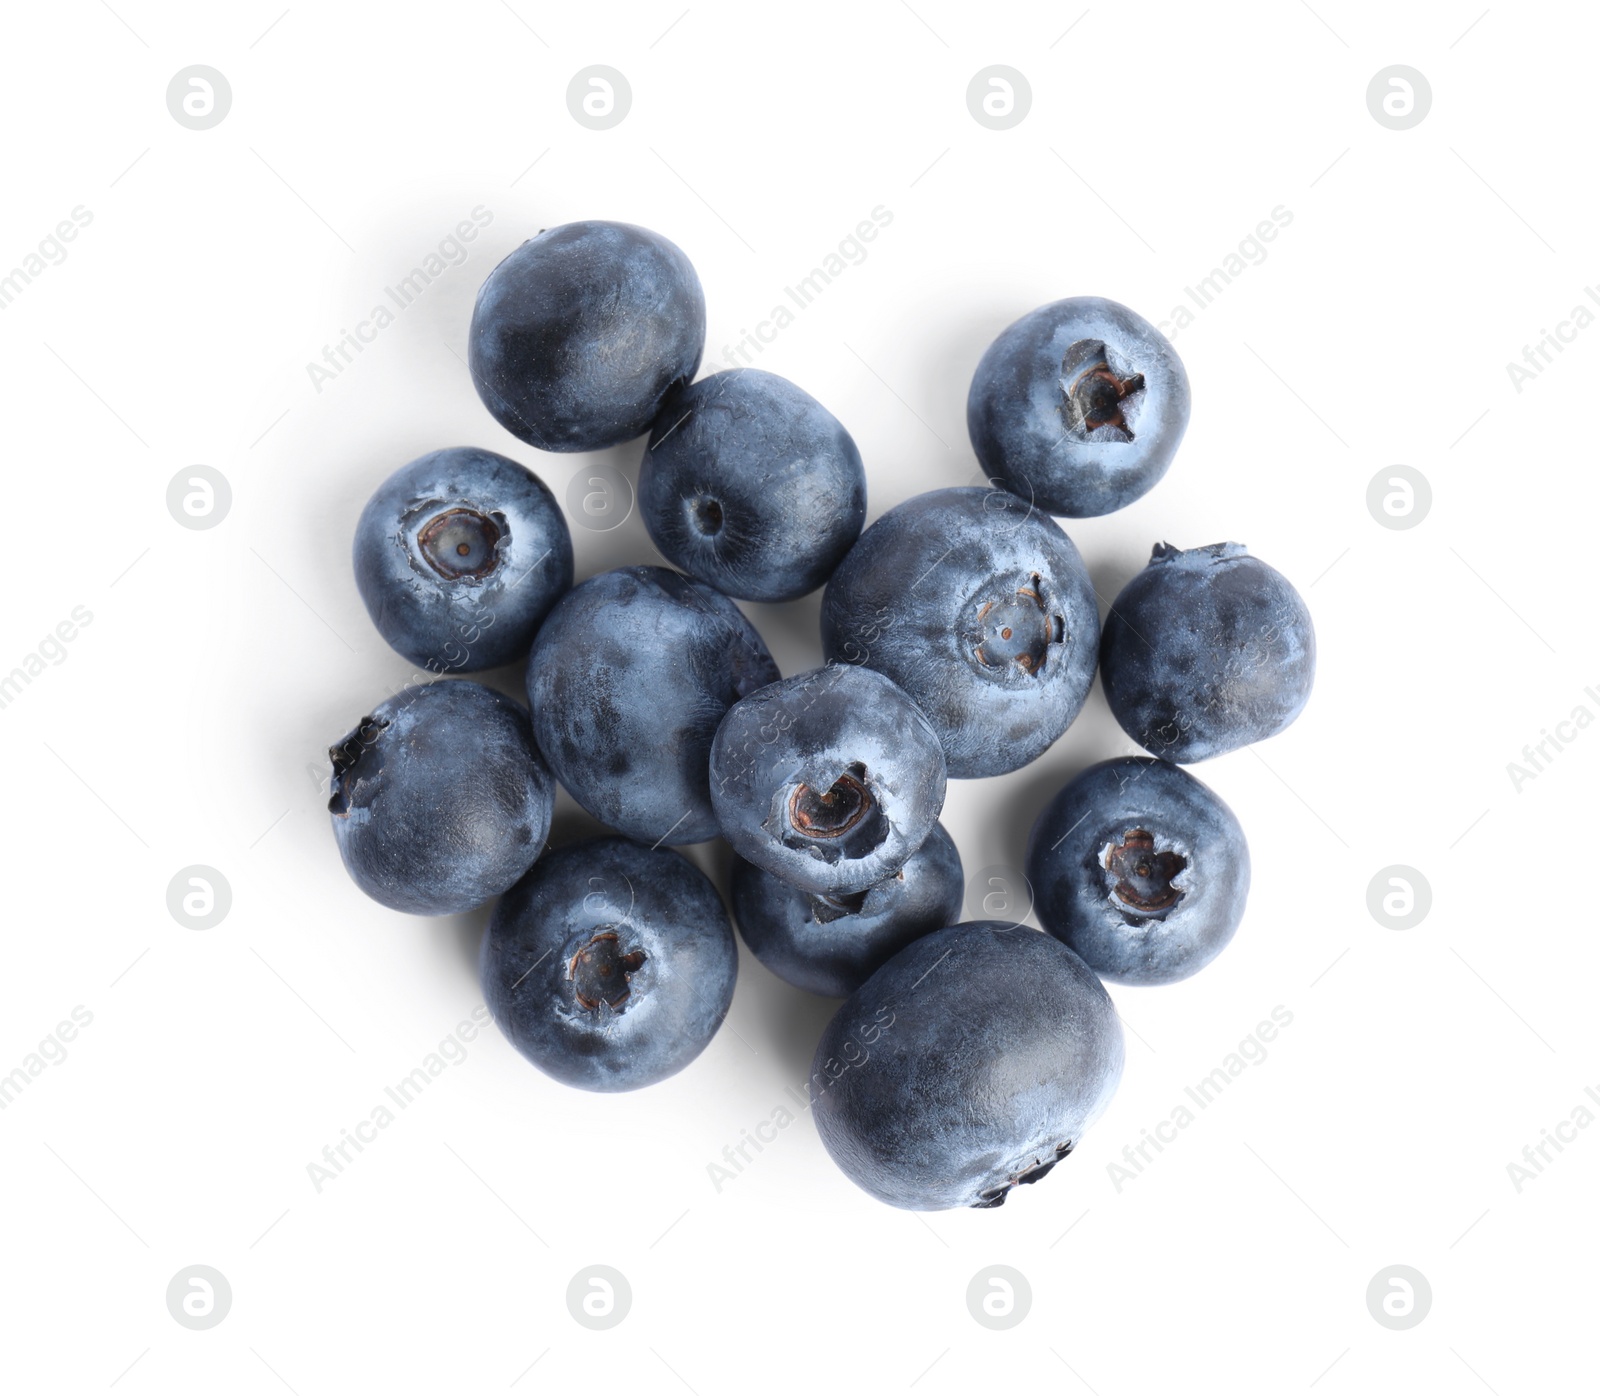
[973,1140,1076,1208]
[568,930,648,1012]
[779,763,891,864]
[1060,339,1144,442]
[964,574,1065,679]
[809,887,871,924]
[414,506,508,581]
[1149,540,1248,566]
[688,495,724,536]
[328,716,389,815]
[1103,828,1187,917]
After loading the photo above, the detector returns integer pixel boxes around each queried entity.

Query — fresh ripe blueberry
[526,566,777,846]
[967,297,1190,517]
[1101,542,1315,762]
[352,447,573,673]
[710,665,947,896]
[638,369,867,602]
[1026,757,1250,985]
[731,822,963,998]
[821,487,1099,778]
[480,837,737,1092]
[469,221,706,452]
[811,921,1124,1211]
[328,681,553,916]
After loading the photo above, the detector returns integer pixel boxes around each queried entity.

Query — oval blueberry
[352,447,573,673]
[480,838,737,1092]
[328,680,554,916]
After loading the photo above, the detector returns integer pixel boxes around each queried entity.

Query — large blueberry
[352,447,573,673]
[527,566,777,845]
[1026,758,1250,985]
[638,369,867,602]
[731,821,963,998]
[328,681,553,916]
[480,838,737,1092]
[469,221,705,452]
[710,665,946,895]
[811,921,1124,1211]
[968,297,1189,517]
[1101,542,1315,762]
[821,487,1099,777]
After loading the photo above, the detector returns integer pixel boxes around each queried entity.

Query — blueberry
[811,921,1124,1210]
[352,447,573,673]
[469,221,706,452]
[328,681,553,916]
[967,297,1190,517]
[821,487,1099,778]
[1100,542,1315,762]
[638,369,867,602]
[526,566,777,845]
[1026,757,1250,985]
[480,837,737,1092]
[731,821,963,998]
[710,665,947,895]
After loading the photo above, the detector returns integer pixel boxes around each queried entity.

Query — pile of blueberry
[327,220,1315,1212]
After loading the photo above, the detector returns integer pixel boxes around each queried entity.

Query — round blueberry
[469,220,706,452]
[811,921,1124,1211]
[968,296,1190,517]
[328,681,554,916]
[711,665,947,896]
[352,447,573,673]
[480,838,737,1092]
[526,566,777,846]
[821,487,1099,778]
[731,821,963,998]
[1101,542,1315,762]
[639,369,867,603]
[1027,758,1250,985]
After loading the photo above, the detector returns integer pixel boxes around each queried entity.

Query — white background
[1,1,1593,1390]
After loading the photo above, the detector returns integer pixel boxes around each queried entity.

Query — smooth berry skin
[526,566,777,846]
[731,821,963,998]
[968,296,1190,518]
[480,838,737,1092]
[1101,542,1315,763]
[710,665,947,896]
[328,681,554,916]
[639,369,867,602]
[469,221,706,452]
[352,447,572,673]
[811,921,1124,1211]
[821,487,1099,778]
[1027,757,1250,986]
